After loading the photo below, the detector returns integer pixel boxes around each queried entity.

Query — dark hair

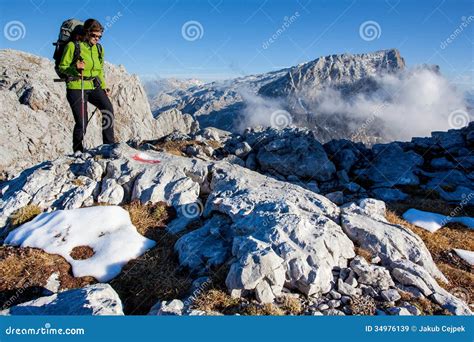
[84,19,104,33]
[71,24,84,40]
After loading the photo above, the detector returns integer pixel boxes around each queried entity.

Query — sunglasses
[90,33,102,39]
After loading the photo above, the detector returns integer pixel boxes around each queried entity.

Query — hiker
[59,18,115,153]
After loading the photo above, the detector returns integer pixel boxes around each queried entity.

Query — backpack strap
[71,41,81,66]
[96,43,103,64]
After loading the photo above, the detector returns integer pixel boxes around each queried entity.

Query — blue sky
[0,0,473,87]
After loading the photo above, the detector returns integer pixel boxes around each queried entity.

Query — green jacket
[59,41,107,90]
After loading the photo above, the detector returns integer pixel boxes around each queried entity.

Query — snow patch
[5,206,156,282]
[402,208,474,233]
[453,249,474,266]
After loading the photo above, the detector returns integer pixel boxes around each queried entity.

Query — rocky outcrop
[149,49,412,145]
[0,49,197,177]
[341,198,446,281]
[0,142,352,303]
[0,132,472,315]
[198,163,353,301]
[259,49,405,98]
[0,284,123,315]
[214,122,474,205]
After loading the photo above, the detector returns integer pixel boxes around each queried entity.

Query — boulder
[349,256,394,290]
[341,199,447,282]
[0,284,123,315]
[256,134,336,181]
[390,259,472,315]
[357,144,423,187]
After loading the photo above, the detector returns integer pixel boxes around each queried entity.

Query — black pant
[66,88,115,152]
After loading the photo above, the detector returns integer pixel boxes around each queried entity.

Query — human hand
[76,60,85,71]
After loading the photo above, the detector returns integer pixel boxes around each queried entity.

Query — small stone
[359,284,378,298]
[323,308,345,316]
[330,290,342,300]
[337,170,350,184]
[150,299,184,316]
[325,191,344,205]
[371,256,381,264]
[328,299,341,308]
[381,289,401,302]
[386,307,412,316]
[338,278,362,297]
[339,268,350,280]
[395,285,425,299]
[306,181,320,193]
[287,175,301,182]
[401,304,421,316]
[344,270,358,287]
[255,281,275,304]
[245,153,257,170]
[341,296,352,305]
[342,305,352,314]
[317,303,329,311]
[344,182,361,193]
[234,142,252,158]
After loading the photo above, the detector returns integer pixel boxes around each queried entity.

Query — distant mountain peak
[259,48,405,98]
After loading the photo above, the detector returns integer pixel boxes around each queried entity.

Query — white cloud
[238,67,471,141]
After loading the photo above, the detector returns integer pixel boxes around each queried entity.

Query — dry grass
[389,198,473,217]
[192,289,240,314]
[70,246,95,260]
[354,246,373,263]
[123,201,175,240]
[110,201,190,315]
[9,205,42,228]
[385,209,474,307]
[350,295,376,315]
[278,295,303,315]
[0,246,95,309]
[143,139,222,158]
[72,178,84,187]
[110,230,192,315]
[192,289,293,316]
[242,303,285,316]
[397,289,451,315]
[398,290,414,302]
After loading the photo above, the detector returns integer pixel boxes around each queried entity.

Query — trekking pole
[86,107,99,126]
[79,57,85,151]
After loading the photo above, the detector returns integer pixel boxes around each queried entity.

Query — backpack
[53,18,103,79]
